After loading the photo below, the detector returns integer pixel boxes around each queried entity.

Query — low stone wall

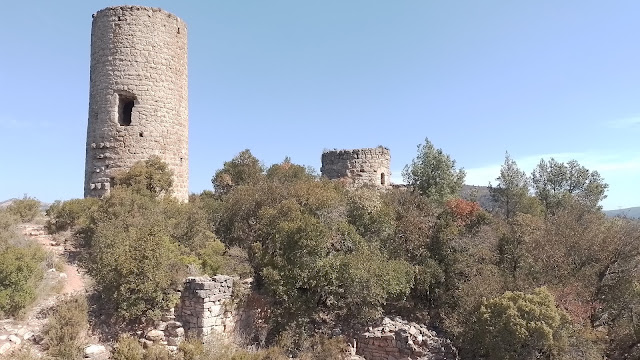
[356,317,459,360]
[176,276,236,338]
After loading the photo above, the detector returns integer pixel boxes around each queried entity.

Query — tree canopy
[402,138,466,203]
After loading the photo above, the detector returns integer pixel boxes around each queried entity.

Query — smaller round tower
[320,146,391,188]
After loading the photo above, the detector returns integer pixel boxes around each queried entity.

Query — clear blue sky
[1,1,639,210]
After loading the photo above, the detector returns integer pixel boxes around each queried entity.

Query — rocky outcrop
[356,317,458,360]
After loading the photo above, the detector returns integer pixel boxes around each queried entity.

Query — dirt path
[20,223,87,294]
[0,223,88,357]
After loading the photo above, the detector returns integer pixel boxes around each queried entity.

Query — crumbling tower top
[320,146,391,188]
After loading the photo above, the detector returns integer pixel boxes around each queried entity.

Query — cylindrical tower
[85,5,189,201]
[320,146,391,188]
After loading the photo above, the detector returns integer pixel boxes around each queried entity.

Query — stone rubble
[356,317,459,360]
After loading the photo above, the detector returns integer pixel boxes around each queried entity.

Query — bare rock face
[356,317,459,360]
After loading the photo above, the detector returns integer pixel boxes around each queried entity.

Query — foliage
[402,138,465,203]
[0,241,45,317]
[489,153,541,218]
[177,338,205,360]
[44,296,89,360]
[10,346,42,360]
[0,209,18,247]
[84,188,183,322]
[144,344,172,360]
[531,158,608,215]
[443,198,490,233]
[197,238,226,276]
[45,197,100,233]
[6,195,41,223]
[212,149,265,194]
[253,196,412,332]
[112,335,144,360]
[265,157,316,184]
[113,155,174,197]
[471,288,569,359]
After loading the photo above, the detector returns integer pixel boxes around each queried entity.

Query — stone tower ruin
[320,146,391,188]
[84,6,189,201]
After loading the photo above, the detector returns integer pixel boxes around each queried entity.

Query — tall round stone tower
[85,5,189,201]
[320,146,391,188]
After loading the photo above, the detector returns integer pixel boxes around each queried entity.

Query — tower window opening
[381,173,386,185]
[118,94,136,126]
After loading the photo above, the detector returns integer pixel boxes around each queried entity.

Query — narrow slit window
[381,173,386,185]
[118,94,136,126]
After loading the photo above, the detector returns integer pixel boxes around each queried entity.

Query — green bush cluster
[44,296,89,359]
[6,195,41,223]
[69,142,638,358]
[469,288,569,359]
[45,197,100,234]
[0,241,45,317]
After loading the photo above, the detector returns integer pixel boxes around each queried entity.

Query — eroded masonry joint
[320,146,392,188]
[84,5,189,201]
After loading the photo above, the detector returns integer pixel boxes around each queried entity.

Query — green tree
[212,149,265,193]
[266,157,316,184]
[85,189,182,322]
[113,155,174,197]
[254,198,413,333]
[531,158,608,215]
[489,153,539,219]
[402,138,465,203]
[471,288,569,359]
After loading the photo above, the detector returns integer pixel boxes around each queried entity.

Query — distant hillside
[605,207,640,219]
[0,198,50,211]
[0,198,18,208]
[460,185,495,210]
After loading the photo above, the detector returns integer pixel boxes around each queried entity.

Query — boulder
[84,344,106,357]
[145,329,165,342]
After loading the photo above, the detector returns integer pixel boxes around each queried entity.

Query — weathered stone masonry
[85,5,189,201]
[321,147,391,188]
[176,276,237,338]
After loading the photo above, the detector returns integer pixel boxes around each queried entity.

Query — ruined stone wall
[356,317,459,360]
[85,5,189,201]
[177,276,236,338]
[321,147,391,188]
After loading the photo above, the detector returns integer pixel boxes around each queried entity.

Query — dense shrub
[112,335,144,360]
[6,195,40,223]
[0,242,45,317]
[45,197,100,233]
[0,209,19,246]
[144,344,172,360]
[469,288,569,359]
[44,296,89,359]
[113,155,174,197]
[84,188,183,322]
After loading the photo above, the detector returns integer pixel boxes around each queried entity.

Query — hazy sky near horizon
[1,1,639,210]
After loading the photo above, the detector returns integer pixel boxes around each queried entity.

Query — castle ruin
[84,6,189,201]
[321,146,391,188]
